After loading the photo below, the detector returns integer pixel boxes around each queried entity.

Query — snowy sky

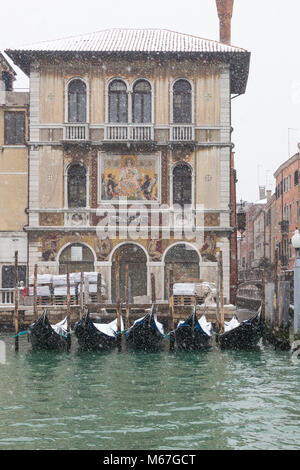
[1,0,300,204]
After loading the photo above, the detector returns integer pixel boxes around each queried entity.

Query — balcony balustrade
[170,125,195,142]
[63,123,89,141]
[104,124,153,141]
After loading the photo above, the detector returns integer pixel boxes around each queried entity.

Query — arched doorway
[59,243,94,274]
[111,244,147,303]
[164,243,200,298]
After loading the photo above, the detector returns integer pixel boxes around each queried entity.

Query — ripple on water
[0,334,299,450]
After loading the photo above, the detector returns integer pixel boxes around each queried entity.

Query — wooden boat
[28,310,71,351]
[74,311,123,351]
[217,307,263,350]
[126,305,165,351]
[175,306,213,351]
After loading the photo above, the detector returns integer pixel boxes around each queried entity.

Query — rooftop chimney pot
[216,0,234,45]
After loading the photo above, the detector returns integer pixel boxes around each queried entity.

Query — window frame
[132,79,152,124]
[171,78,193,124]
[4,111,26,145]
[171,162,193,208]
[108,79,129,123]
[65,77,89,124]
[65,163,89,209]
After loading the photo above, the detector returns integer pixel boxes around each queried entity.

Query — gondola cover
[126,306,165,351]
[28,311,71,351]
[218,307,263,350]
[74,311,123,351]
[175,307,213,351]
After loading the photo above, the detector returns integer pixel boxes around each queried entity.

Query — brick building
[274,150,300,275]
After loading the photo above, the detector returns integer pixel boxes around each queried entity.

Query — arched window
[111,244,147,302]
[109,80,128,123]
[173,80,192,123]
[164,244,199,298]
[59,243,94,274]
[132,80,151,123]
[68,79,87,123]
[67,164,87,208]
[172,163,192,207]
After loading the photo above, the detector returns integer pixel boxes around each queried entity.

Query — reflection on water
[0,333,299,450]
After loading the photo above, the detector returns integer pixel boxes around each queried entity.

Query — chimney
[259,186,266,201]
[216,0,234,44]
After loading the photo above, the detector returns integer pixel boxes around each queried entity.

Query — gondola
[217,306,263,350]
[126,305,165,351]
[74,311,123,351]
[175,306,213,351]
[28,310,71,351]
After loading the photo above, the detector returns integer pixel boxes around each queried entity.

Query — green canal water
[0,333,299,450]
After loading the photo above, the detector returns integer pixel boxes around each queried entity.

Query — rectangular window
[2,265,26,288]
[296,201,299,223]
[4,112,25,144]
[295,170,299,186]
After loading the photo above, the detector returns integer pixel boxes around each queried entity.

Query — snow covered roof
[5,28,250,94]
[7,28,247,54]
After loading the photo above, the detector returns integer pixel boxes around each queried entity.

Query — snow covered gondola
[28,310,70,351]
[126,305,165,351]
[175,306,213,351]
[74,311,123,351]
[217,307,263,350]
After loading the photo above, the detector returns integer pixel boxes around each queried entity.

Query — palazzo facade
[6,27,250,303]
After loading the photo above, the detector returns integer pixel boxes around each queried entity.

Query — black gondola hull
[218,314,263,350]
[74,317,117,351]
[28,315,70,351]
[126,313,164,351]
[175,325,211,351]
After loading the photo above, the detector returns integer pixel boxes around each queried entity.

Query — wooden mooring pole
[33,264,38,321]
[79,271,84,319]
[151,273,156,305]
[66,268,71,324]
[169,269,175,351]
[219,251,225,334]
[14,251,19,352]
[97,272,102,305]
[125,264,130,330]
[115,252,122,351]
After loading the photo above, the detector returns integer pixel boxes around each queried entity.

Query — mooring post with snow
[33,264,38,321]
[14,251,19,352]
[219,251,225,334]
[115,252,122,351]
[273,249,279,336]
[169,269,175,351]
[79,271,84,319]
[151,273,156,305]
[66,268,71,324]
[97,273,102,305]
[125,264,130,330]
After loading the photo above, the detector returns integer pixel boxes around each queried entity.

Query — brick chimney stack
[216,0,234,45]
